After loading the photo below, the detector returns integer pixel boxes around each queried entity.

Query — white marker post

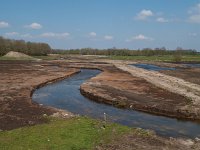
[103,112,107,122]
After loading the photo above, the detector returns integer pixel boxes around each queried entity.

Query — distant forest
[53,47,199,56]
[0,36,51,56]
[0,36,199,57]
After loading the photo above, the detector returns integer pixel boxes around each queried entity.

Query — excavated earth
[1,59,200,149]
[161,67,200,85]
[80,61,200,120]
[1,59,200,129]
[0,60,77,130]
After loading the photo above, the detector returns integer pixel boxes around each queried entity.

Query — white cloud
[5,32,34,38]
[41,32,55,37]
[156,17,169,23]
[5,32,19,36]
[104,35,113,40]
[21,34,33,38]
[40,32,70,38]
[188,3,200,23]
[89,32,97,37]
[189,14,200,23]
[135,9,154,20]
[189,33,198,37]
[0,21,9,28]
[25,22,42,29]
[133,34,153,40]
[126,34,154,42]
[4,32,70,39]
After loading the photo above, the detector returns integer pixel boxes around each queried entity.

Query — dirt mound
[4,51,35,59]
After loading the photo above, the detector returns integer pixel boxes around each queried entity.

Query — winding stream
[33,69,200,139]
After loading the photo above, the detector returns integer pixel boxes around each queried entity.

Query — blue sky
[0,0,200,50]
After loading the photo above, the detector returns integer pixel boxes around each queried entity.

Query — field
[0,117,130,150]
[2,54,200,62]
[0,55,200,149]
[1,0,200,149]
[108,55,200,62]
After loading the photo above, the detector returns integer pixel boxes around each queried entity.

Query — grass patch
[0,117,130,150]
[108,55,200,62]
[0,56,37,61]
[2,54,200,62]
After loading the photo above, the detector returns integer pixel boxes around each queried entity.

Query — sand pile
[3,51,37,60]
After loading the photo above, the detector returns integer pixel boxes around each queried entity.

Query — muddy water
[33,69,200,139]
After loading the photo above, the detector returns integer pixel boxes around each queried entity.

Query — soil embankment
[114,61,200,105]
[1,59,200,149]
[161,67,200,85]
[0,60,78,130]
[2,59,200,130]
[80,60,200,120]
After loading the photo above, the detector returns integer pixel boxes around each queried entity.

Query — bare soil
[80,65,200,120]
[0,60,77,130]
[1,59,200,128]
[161,68,200,85]
[1,59,200,149]
[134,61,200,85]
[96,131,200,150]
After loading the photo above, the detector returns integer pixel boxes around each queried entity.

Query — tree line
[0,36,198,57]
[0,36,51,56]
[52,47,198,56]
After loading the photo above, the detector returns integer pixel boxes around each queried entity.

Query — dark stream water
[132,63,200,71]
[131,64,175,71]
[32,69,200,139]
[185,63,200,68]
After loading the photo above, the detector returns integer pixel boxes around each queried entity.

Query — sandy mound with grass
[3,51,37,60]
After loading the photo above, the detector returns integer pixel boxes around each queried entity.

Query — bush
[173,53,182,63]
